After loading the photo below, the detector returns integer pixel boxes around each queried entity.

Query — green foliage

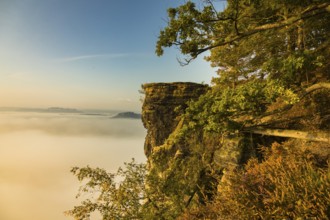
[65,159,146,220]
[157,0,330,84]
[156,1,215,58]
[184,78,299,133]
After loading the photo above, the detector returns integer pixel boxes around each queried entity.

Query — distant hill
[0,107,81,113]
[0,107,42,112]
[111,112,141,119]
[46,107,81,113]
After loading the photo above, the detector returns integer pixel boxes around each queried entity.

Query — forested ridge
[67,1,330,219]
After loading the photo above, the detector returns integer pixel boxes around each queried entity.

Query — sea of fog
[0,110,146,220]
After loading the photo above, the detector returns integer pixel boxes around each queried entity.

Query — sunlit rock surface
[141,82,208,156]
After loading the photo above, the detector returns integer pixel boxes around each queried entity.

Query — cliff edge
[141,82,208,156]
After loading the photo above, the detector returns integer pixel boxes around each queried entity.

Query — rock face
[141,82,208,156]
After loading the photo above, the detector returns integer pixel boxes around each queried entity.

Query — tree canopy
[157,0,329,86]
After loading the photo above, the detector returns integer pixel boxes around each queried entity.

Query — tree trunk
[304,82,330,94]
[244,128,330,143]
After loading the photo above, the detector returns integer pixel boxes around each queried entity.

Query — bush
[181,142,330,219]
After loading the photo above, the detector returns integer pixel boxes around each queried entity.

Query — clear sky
[0,0,219,111]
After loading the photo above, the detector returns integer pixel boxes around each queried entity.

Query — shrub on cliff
[180,142,330,219]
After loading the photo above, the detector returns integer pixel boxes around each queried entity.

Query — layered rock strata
[141,82,208,156]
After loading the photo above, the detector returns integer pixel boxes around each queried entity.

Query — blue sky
[0,0,221,111]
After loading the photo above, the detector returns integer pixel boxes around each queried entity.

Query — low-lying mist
[0,111,146,220]
[0,112,146,137]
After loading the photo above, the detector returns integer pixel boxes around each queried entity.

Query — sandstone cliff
[141,82,208,156]
[141,81,330,171]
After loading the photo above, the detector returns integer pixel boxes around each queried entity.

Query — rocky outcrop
[141,82,208,156]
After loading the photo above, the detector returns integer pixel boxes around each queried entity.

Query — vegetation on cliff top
[67,0,330,219]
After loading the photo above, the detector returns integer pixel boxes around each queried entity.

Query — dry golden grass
[180,142,330,220]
